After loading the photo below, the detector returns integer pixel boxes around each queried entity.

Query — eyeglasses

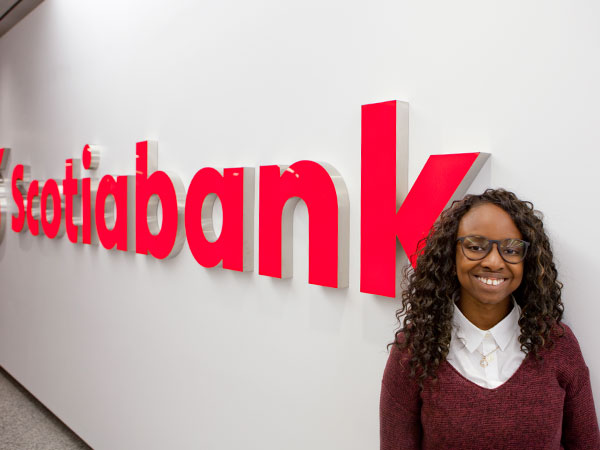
[456,235,530,264]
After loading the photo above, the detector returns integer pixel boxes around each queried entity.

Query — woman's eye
[467,245,485,252]
[502,248,518,255]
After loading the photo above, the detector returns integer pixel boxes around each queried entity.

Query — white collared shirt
[446,298,526,389]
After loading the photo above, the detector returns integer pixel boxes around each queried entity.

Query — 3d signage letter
[259,161,349,288]
[63,158,82,243]
[11,162,29,234]
[360,100,489,297]
[185,167,254,272]
[135,141,186,259]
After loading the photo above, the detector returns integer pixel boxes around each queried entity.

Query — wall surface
[1,1,599,448]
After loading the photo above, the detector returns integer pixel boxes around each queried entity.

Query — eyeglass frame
[456,235,530,264]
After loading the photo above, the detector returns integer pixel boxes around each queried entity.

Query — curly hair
[391,188,564,389]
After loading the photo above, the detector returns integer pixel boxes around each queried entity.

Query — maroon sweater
[380,323,600,449]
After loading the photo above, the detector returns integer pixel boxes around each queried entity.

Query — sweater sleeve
[380,343,422,450]
[559,326,600,449]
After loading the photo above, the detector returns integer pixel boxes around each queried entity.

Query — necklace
[477,344,500,367]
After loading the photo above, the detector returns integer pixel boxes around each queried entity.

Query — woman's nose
[480,243,505,268]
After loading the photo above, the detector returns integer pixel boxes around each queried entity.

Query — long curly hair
[391,188,564,388]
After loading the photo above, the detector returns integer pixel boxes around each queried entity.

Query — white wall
[1,1,599,448]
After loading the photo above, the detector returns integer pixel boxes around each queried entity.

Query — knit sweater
[380,323,600,449]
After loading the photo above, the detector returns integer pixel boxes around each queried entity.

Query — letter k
[360,101,489,298]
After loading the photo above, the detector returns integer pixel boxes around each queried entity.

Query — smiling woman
[455,204,525,331]
[380,189,600,449]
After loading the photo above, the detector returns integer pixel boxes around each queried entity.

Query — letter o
[40,179,63,238]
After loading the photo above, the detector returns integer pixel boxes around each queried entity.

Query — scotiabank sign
[0,101,488,298]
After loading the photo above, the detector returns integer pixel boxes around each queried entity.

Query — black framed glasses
[457,235,530,264]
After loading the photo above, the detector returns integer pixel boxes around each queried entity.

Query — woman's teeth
[476,276,506,286]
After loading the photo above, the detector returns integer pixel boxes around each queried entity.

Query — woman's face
[455,203,524,308]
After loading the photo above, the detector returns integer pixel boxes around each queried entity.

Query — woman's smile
[474,275,507,287]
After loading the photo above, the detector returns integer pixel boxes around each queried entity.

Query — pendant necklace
[477,344,500,367]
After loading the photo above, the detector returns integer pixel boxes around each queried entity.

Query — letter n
[259,161,349,288]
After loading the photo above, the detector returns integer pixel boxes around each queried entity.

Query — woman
[380,189,600,449]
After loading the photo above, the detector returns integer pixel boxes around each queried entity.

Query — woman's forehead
[457,203,522,239]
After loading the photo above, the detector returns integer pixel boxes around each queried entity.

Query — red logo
[2,101,488,297]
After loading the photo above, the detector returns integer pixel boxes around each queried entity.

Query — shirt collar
[452,298,521,353]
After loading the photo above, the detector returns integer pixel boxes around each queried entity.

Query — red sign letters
[1,101,488,297]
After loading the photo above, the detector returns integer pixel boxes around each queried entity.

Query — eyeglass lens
[461,236,527,263]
